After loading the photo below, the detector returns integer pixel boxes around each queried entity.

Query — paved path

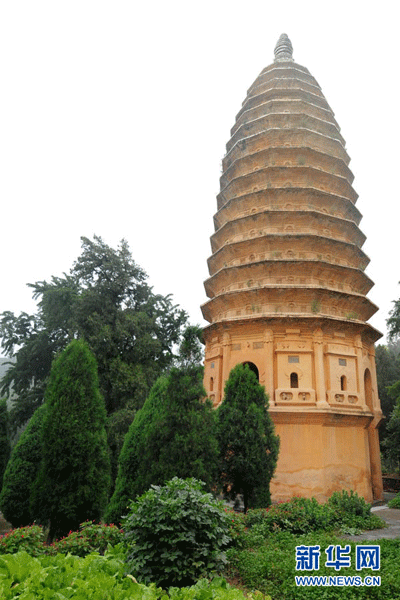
[345,499,400,541]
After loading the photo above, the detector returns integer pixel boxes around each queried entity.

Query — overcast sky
[0,1,397,347]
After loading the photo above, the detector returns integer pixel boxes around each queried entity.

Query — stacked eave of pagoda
[201,35,379,341]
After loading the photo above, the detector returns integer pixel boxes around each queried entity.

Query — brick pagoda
[201,34,383,502]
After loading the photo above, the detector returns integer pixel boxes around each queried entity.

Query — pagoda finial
[274,33,293,62]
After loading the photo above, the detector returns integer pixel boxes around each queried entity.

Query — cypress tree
[31,339,111,539]
[0,399,10,490]
[0,404,46,527]
[105,366,218,524]
[217,363,280,512]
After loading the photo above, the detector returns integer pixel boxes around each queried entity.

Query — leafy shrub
[388,493,400,509]
[326,489,384,530]
[327,489,370,519]
[239,492,385,536]
[53,521,124,557]
[227,511,247,547]
[0,524,45,556]
[0,522,124,558]
[123,477,232,587]
[244,497,330,534]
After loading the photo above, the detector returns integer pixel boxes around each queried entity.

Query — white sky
[0,1,398,346]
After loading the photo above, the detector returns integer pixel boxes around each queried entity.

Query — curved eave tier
[226,112,345,155]
[210,210,366,254]
[217,165,357,211]
[201,286,378,325]
[204,259,374,298]
[223,128,350,177]
[236,85,339,126]
[207,233,370,275]
[213,188,362,230]
[202,315,382,345]
[220,146,354,189]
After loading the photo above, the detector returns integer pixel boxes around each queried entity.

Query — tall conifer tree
[31,340,111,539]
[105,366,218,524]
[217,363,279,512]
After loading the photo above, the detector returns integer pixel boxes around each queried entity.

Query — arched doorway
[242,361,259,381]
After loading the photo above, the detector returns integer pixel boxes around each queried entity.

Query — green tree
[375,343,400,442]
[176,325,204,368]
[0,404,47,527]
[382,380,400,472]
[105,366,218,524]
[0,236,188,431]
[30,340,111,540]
[217,363,279,512]
[0,399,10,490]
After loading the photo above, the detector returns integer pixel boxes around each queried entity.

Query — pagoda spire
[274,33,293,61]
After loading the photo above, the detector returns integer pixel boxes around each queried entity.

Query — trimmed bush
[123,477,232,587]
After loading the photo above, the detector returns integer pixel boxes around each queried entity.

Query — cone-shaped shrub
[0,404,46,527]
[31,339,111,539]
[105,366,218,524]
[217,363,280,512]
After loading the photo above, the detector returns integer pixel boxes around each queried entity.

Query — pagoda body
[201,35,383,502]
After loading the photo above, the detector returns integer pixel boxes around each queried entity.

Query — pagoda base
[203,316,384,502]
[269,409,383,503]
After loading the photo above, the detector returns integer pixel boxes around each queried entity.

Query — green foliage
[106,366,218,524]
[0,404,47,527]
[0,550,138,599]
[106,407,136,486]
[30,340,111,540]
[227,531,400,600]
[53,521,124,557]
[382,379,400,472]
[245,497,331,534]
[176,325,204,368]
[0,235,188,431]
[327,489,370,520]
[0,525,45,556]
[122,477,232,587]
[375,343,400,446]
[0,399,10,489]
[0,522,124,558]
[388,493,400,508]
[217,364,279,512]
[0,549,271,600]
[240,492,385,535]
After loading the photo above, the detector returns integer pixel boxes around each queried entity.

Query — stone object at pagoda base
[201,34,383,503]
